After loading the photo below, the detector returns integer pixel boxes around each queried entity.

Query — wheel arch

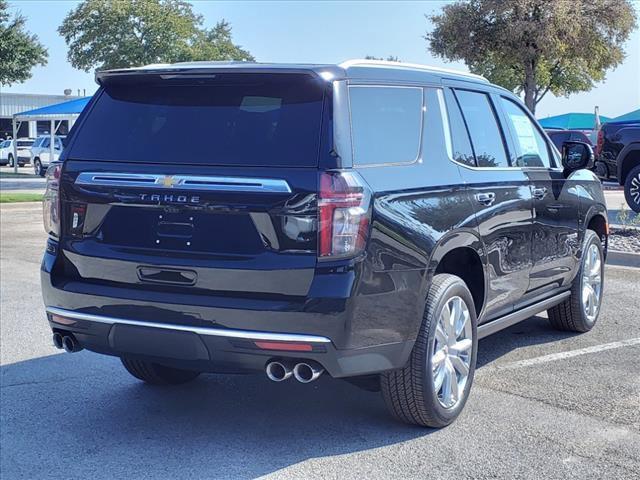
[617,143,640,185]
[584,207,609,259]
[426,229,488,319]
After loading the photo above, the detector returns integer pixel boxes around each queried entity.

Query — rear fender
[424,229,488,318]
[617,143,640,185]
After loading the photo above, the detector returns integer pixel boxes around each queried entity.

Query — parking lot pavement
[1,202,639,479]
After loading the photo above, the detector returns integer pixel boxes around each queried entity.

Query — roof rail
[339,59,488,82]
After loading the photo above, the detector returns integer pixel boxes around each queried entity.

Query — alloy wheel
[581,243,602,322]
[431,296,473,409]
[630,173,640,206]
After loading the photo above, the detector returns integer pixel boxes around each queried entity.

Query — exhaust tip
[52,332,64,349]
[62,335,82,353]
[266,361,292,382]
[293,362,324,383]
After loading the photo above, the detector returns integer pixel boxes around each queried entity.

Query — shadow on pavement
[1,314,578,479]
[1,352,426,479]
[477,314,578,368]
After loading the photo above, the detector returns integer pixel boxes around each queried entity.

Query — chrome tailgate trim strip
[75,172,292,193]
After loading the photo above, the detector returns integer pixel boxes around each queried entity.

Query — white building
[0,92,83,139]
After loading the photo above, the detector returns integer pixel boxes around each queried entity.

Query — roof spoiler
[95,64,345,86]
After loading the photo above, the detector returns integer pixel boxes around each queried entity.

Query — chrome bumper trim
[46,306,331,343]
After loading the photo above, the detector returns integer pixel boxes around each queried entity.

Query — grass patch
[0,171,36,178]
[0,192,43,203]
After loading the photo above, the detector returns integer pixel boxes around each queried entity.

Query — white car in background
[0,138,35,167]
[31,135,65,176]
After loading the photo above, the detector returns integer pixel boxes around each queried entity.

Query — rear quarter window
[349,86,423,166]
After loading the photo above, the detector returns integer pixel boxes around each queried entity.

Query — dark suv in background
[41,60,607,427]
[595,120,640,212]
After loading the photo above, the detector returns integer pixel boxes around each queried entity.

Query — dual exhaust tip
[266,360,324,383]
[52,332,82,353]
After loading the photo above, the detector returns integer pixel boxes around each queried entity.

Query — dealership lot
[1,202,639,479]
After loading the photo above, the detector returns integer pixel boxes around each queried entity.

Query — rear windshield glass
[17,141,33,147]
[70,74,325,167]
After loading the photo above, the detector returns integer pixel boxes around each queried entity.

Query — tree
[190,20,253,61]
[427,0,637,113]
[0,0,48,86]
[58,0,253,72]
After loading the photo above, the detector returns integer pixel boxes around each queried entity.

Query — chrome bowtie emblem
[162,176,178,188]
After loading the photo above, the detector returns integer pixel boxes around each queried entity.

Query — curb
[607,250,640,268]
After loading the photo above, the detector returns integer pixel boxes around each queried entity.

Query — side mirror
[561,141,594,174]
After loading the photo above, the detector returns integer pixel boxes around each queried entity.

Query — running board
[478,291,571,339]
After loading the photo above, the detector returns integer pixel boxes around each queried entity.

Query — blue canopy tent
[538,112,611,131]
[11,97,91,173]
[608,109,640,123]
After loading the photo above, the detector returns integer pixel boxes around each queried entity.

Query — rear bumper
[41,243,415,377]
[45,305,413,378]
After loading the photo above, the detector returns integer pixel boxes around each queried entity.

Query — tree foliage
[58,0,253,72]
[0,0,48,86]
[427,0,637,113]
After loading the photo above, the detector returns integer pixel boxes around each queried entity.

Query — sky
[3,0,640,119]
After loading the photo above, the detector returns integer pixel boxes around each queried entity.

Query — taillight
[596,129,604,156]
[43,163,62,237]
[318,171,371,259]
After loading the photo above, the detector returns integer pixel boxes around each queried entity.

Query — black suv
[595,120,640,212]
[41,60,608,427]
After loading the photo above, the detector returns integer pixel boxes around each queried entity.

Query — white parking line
[495,338,640,370]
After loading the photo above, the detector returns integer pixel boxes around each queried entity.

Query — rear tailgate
[56,72,329,298]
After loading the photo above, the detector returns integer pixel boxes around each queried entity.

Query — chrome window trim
[46,307,332,344]
[75,172,292,193]
[440,88,553,173]
[347,84,425,168]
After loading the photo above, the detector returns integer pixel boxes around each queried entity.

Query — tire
[380,274,478,428]
[121,357,201,385]
[8,154,14,168]
[34,159,44,177]
[547,230,604,332]
[594,161,608,180]
[624,164,640,213]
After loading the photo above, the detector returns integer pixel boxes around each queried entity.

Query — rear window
[69,74,326,167]
[17,141,33,147]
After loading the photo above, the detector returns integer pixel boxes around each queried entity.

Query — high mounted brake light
[318,171,371,259]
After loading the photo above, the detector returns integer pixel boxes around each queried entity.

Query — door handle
[532,186,548,199]
[475,192,496,206]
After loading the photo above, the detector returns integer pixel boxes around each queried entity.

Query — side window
[349,86,423,166]
[444,89,475,167]
[454,90,509,168]
[42,138,50,148]
[500,97,552,168]
[33,138,42,148]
